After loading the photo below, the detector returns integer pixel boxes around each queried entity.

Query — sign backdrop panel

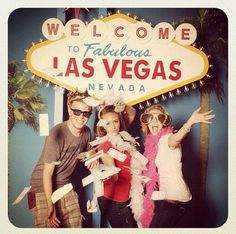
[26,13,209,105]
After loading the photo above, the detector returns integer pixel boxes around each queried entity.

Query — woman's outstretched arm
[168,107,215,149]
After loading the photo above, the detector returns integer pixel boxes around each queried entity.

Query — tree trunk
[198,91,210,223]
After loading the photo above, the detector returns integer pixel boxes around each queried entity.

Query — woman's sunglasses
[140,113,166,125]
[70,107,92,118]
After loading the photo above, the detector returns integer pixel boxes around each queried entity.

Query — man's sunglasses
[140,113,166,125]
[70,107,92,118]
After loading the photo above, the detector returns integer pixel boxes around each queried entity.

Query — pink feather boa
[141,126,173,228]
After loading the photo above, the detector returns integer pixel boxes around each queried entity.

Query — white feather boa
[129,152,146,227]
[116,132,147,227]
[91,131,148,226]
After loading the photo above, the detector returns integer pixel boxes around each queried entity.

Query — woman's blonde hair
[141,104,171,135]
[95,105,126,137]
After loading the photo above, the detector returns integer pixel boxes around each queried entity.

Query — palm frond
[25,95,47,112]
[8,61,47,132]
[172,8,228,102]
[14,79,38,100]
[8,101,16,132]
[14,107,39,131]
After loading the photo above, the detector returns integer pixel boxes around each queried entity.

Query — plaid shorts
[32,189,83,228]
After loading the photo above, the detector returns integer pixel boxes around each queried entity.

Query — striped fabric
[32,190,83,228]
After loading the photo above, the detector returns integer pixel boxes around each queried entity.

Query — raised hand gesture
[169,107,215,148]
[187,107,215,126]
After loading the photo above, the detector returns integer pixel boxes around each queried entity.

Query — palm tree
[8,62,47,132]
[173,8,227,219]
[197,9,227,220]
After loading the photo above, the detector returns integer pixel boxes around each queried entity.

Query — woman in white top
[140,104,215,228]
